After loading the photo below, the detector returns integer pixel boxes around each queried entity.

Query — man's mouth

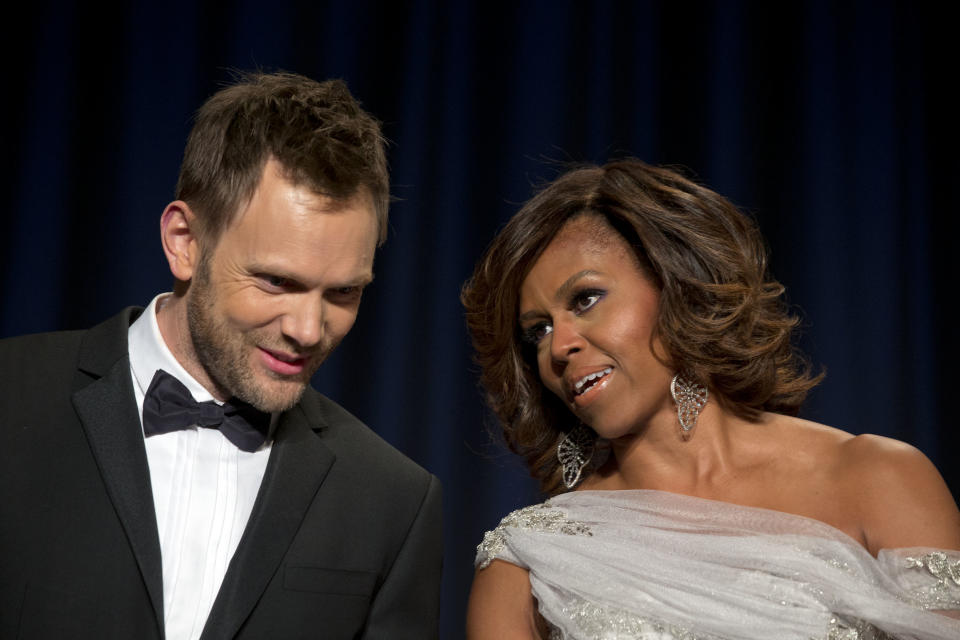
[573,367,612,396]
[259,347,310,376]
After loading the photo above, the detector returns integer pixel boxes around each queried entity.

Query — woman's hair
[461,159,821,494]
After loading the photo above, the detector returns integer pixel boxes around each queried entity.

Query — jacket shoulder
[0,327,86,356]
[1,308,139,370]
[0,308,139,399]
[0,329,87,387]
[296,388,433,486]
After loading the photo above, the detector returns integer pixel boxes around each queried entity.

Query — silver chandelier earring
[557,423,595,489]
[670,372,708,433]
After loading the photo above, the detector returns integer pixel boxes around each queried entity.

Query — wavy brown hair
[461,159,822,494]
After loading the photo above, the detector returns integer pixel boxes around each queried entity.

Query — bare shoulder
[751,416,959,552]
[761,414,944,479]
[838,433,960,553]
[763,413,850,442]
[467,560,543,640]
[756,413,855,469]
[838,432,950,498]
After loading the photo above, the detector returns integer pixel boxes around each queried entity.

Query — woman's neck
[585,403,765,495]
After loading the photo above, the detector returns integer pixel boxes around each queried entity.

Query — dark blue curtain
[2,2,955,637]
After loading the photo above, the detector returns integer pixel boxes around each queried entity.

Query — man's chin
[241,377,310,413]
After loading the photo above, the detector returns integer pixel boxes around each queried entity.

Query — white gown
[476,490,960,639]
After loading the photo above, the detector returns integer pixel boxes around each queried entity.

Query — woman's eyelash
[519,289,605,345]
[520,323,553,345]
[571,288,605,312]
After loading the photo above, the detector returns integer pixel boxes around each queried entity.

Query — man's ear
[160,201,202,282]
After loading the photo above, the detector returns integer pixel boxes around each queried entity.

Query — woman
[462,159,960,639]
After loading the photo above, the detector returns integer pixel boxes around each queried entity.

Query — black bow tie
[142,369,271,452]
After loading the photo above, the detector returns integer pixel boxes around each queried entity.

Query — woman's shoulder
[761,412,850,446]
[767,415,960,553]
[475,498,593,569]
[843,433,960,552]
[761,414,934,472]
[752,414,856,482]
[475,502,546,570]
[788,419,948,504]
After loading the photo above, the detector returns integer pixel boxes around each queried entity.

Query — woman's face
[518,215,675,440]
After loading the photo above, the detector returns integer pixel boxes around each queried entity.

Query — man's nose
[280,294,324,348]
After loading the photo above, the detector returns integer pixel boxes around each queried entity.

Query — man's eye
[325,286,364,305]
[262,275,290,289]
[329,285,365,299]
[521,322,553,345]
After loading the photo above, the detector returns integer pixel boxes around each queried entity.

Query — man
[0,73,442,639]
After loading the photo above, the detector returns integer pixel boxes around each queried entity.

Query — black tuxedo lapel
[71,309,165,633]
[201,401,336,640]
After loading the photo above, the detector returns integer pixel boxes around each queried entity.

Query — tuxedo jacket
[0,309,442,639]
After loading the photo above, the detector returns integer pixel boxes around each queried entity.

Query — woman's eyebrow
[554,270,599,301]
[518,270,600,324]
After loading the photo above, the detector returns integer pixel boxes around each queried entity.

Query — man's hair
[461,158,822,494]
[175,72,388,246]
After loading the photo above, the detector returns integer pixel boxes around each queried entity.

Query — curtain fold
[1,2,952,636]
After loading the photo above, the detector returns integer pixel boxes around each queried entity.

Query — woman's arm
[466,560,545,640]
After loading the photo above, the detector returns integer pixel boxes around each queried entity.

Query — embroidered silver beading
[476,502,593,569]
[552,597,700,640]
[904,551,960,609]
[550,596,893,640]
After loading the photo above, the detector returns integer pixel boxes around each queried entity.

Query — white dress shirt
[128,294,273,640]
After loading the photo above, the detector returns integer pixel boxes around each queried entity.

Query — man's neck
[155,294,230,402]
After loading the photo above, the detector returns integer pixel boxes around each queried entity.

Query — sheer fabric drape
[477,490,960,639]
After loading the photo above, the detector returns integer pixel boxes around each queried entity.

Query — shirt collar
[128,293,217,405]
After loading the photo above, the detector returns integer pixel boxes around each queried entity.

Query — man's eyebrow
[328,271,374,290]
[349,273,374,288]
[517,270,598,324]
[247,264,374,289]
[247,262,294,277]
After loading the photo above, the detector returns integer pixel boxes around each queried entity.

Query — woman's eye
[521,322,553,345]
[572,290,603,313]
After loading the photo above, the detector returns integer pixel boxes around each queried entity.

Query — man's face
[185,159,377,412]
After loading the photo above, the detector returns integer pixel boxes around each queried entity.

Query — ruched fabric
[476,490,960,639]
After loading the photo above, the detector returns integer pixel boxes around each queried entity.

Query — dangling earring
[557,423,595,489]
[671,372,708,433]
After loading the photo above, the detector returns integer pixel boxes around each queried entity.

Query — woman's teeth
[574,367,612,395]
